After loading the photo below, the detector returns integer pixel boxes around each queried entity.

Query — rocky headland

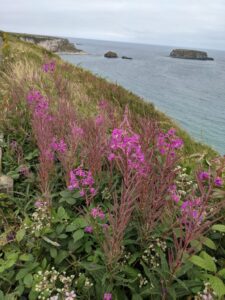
[11,32,83,54]
[170,49,214,61]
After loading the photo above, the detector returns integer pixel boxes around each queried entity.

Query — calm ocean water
[60,38,225,154]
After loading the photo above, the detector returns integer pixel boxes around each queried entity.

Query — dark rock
[104,51,118,58]
[122,56,133,60]
[170,49,214,61]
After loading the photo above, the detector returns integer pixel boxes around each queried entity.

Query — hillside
[0,31,224,300]
[0,31,217,158]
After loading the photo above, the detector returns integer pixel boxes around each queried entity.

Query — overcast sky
[1,0,225,50]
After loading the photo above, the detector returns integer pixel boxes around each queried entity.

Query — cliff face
[170,49,214,60]
[19,35,81,53]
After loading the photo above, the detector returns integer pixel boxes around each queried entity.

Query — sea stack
[170,49,214,61]
[104,51,118,58]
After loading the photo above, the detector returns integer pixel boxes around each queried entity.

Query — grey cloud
[0,0,225,49]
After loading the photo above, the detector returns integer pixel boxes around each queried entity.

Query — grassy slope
[0,32,218,159]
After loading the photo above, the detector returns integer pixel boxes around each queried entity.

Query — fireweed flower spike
[68,167,96,204]
[51,138,67,153]
[26,90,54,201]
[157,128,183,157]
[108,127,146,175]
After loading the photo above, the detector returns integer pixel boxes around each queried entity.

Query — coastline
[56,50,88,55]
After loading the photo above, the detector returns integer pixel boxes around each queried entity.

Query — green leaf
[200,251,217,273]
[218,269,225,279]
[189,253,216,273]
[207,275,225,298]
[73,229,84,242]
[19,254,33,261]
[212,224,225,233]
[122,266,139,278]
[202,237,217,250]
[16,228,25,242]
[23,274,33,287]
[66,216,89,233]
[57,207,69,220]
[25,149,38,160]
[50,248,57,258]
[54,250,68,264]
[16,268,29,280]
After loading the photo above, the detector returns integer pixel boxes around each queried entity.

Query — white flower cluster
[30,202,51,233]
[141,238,167,269]
[34,267,76,300]
[101,187,112,200]
[74,273,93,288]
[194,282,216,300]
[174,166,196,198]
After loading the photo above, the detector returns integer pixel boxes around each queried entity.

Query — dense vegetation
[0,32,224,300]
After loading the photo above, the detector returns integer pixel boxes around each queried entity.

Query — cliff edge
[8,32,83,53]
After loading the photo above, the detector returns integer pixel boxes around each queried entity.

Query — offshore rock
[104,51,118,58]
[122,56,133,60]
[170,49,214,61]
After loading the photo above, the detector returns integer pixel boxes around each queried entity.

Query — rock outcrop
[104,51,118,58]
[122,56,133,60]
[170,49,214,61]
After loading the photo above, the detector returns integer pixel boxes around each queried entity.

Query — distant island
[170,49,214,61]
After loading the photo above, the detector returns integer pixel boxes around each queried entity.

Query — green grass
[0,31,218,159]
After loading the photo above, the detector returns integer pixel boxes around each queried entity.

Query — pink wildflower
[34,200,46,208]
[157,128,183,157]
[71,124,84,137]
[68,167,95,200]
[181,198,202,220]
[168,184,180,203]
[108,128,146,174]
[91,207,105,220]
[27,90,50,118]
[51,138,67,153]
[104,293,112,300]
[99,99,108,109]
[199,171,210,181]
[95,115,104,126]
[84,226,93,233]
[108,153,115,161]
[65,291,76,300]
[42,61,56,73]
[214,177,223,187]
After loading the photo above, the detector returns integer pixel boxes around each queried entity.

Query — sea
[60,38,225,154]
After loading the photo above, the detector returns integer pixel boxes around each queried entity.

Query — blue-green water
[60,38,225,154]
